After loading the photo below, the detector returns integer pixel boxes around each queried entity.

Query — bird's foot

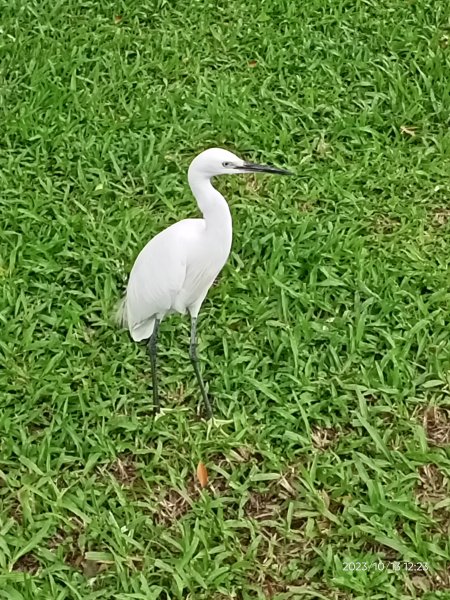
[152,400,161,417]
[199,398,213,421]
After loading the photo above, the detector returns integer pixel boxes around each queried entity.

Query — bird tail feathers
[114,295,128,328]
[130,319,155,341]
[114,295,156,341]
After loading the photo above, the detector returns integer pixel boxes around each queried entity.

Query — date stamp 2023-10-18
[343,562,429,573]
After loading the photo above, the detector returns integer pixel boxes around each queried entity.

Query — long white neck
[188,170,232,235]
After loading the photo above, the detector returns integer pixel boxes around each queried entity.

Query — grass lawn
[1,0,450,598]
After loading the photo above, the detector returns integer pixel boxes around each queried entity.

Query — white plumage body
[122,216,232,341]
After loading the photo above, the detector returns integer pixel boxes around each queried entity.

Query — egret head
[188,148,292,179]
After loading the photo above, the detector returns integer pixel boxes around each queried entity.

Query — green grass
[1,0,450,598]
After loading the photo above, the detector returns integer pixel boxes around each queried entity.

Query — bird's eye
[222,161,232,168]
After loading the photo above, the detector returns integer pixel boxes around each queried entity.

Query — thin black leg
[148,319,160,414]
[189,317,213,419]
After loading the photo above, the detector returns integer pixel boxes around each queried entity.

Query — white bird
[117,148,291,418]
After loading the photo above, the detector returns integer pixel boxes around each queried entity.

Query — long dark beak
[236,162,293,175]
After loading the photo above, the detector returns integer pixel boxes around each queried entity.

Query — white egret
[117,148,291,418]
